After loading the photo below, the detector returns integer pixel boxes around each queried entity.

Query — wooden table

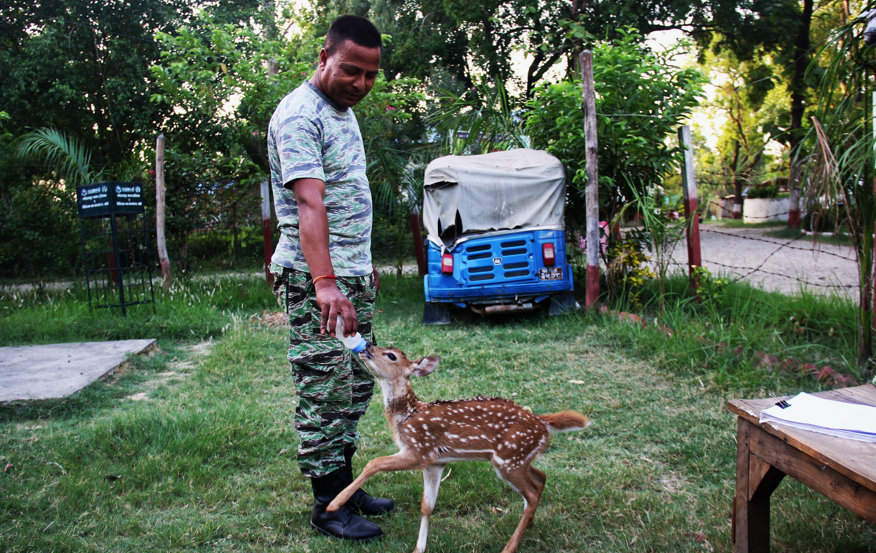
[728,383,876,553]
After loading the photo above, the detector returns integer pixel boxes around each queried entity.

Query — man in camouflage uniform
[267,15,392,541]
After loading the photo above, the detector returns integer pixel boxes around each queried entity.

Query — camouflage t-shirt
[268,81,372,276]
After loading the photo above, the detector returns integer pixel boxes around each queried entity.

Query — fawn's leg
[526,467,546,528]
[496,463,545,553]
[328,451,426,512]
[414,464,445,553]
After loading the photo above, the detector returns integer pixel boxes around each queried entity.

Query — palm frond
[367,140,423,214]
[428,80,528,155]
[15,128,100,188]
[113,157,148,182]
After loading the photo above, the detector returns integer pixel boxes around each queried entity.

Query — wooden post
[262,27,279,288]
[261,179,274,286]
[411,207,426,277]
[155,133,172,289]
[580,50,600,309]
[788,159,801,228]
[679,125,702,293]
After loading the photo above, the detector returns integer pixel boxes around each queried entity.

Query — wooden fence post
[261,179,274,286]
[155,133,172,289]
[262,22,279,288]
[580,50,600,309]
[788,159,801,228]
[411,207,426,277]
[679,125,702,294]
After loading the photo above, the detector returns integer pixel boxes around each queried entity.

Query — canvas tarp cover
[423,149,566,249]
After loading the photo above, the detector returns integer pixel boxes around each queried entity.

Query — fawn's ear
[410,356,440,377]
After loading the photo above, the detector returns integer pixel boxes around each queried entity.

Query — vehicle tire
[548,292,578,315]
[423,302,451,325]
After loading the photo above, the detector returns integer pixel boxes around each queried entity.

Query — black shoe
[310,471,383,541]
[341,446,396,516]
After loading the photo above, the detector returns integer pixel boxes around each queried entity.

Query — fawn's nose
[360,343,375,359]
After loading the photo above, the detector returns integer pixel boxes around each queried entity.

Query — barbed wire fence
[662,199,860,295]
[369,197,863,294]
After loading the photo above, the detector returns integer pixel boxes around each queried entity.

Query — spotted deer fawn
[327,344,591,553]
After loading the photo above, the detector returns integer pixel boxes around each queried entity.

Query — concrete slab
[0,339,157,402]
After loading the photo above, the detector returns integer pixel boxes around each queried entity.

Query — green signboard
[77,182,145,218]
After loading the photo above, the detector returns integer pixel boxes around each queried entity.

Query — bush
[186,226,276,271]
[802,202,846,233]
[605,230,655,307]
[0,185,81,280]
[745,184,779,199]
[525,28,706,233]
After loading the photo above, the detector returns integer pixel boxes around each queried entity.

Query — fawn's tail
[539,411,591,433]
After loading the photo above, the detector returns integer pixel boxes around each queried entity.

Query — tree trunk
[788,160,802,228]
[787,0,813,228]
[732,141,743,219]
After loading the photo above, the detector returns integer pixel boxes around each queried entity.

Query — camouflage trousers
[270,263,376,479]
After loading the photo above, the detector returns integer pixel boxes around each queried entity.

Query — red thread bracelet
[312,275,337,285]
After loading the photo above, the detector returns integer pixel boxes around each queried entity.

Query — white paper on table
[759,392,876,443]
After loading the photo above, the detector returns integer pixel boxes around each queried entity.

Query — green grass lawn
[712,219,787,229]
[1,274,874,552]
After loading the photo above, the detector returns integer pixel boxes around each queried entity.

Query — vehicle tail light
[441,253,454,274]
[542,243,555,266]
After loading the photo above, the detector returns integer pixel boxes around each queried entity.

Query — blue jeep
[421,149,576,324]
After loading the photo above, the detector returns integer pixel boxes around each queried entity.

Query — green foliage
[616,273,865,389]
[691,265,729,305]
[0,1,268,282]
[802,9,876,368]
[157,149,263,272]
[151,8,318,164]
[615,183,689,310]
[318,0,566,96]
[0,0,262,173]
[185,226,277,272]
[605,231,655,307]
[351,74,426,276]
[430,79,528,155]
[745,183,780,199]
[526,29,706,232]
[0,123,82,280]
[319,0,801,100]
[695,42,790,201]
[15,128,102,189]
[801,201,846,234]
[0,184,80,281]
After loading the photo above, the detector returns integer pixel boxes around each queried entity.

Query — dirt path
[672,226,859,297]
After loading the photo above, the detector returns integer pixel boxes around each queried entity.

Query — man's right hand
[290,177,359,338]
[315,279,358,337]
